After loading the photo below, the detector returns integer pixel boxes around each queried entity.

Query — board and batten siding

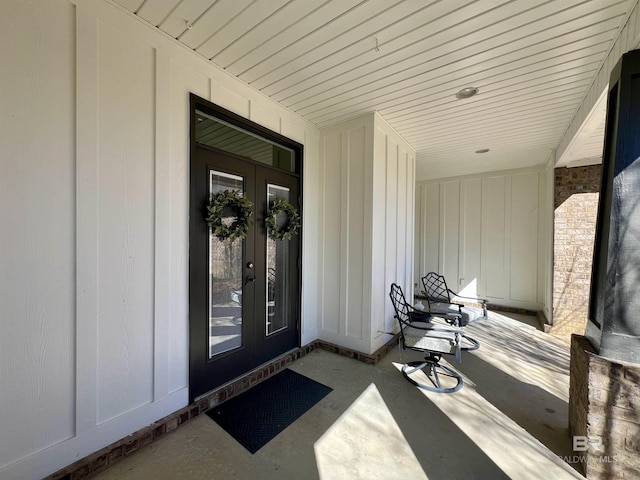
[0,0,76,470]
[415,168,550,311]
[319,113,415,355]
[0,1,321,478]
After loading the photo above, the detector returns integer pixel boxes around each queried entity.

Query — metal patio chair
[421,272,486,351]
[389,283,463,393]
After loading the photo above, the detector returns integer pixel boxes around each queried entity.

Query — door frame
[189,94,304,402]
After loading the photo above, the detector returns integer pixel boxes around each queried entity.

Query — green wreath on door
[265,198,300,240]
[205,189,253,242]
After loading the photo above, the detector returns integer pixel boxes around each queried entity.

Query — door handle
[245,275,255,285]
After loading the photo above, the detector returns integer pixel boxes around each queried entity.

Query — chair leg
[461,334,480,351]
[402,356,463,393]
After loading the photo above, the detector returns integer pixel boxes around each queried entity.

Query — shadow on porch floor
[92,312,583,480]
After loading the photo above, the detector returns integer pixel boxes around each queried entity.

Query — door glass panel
[209,170,244,358]
[266,184,291,336]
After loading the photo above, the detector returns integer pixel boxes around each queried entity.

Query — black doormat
[206,369,332,453]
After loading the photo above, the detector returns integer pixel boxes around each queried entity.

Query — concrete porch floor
[92,312,584,480]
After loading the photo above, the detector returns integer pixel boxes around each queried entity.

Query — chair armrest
[448,290,488,304]
[424,304,463,326]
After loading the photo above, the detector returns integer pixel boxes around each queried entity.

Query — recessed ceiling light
[456,87,479,99]
[475,148,490,154]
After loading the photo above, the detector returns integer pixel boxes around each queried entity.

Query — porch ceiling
[115,0,634,179]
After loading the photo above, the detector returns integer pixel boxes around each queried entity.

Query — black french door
[189,145,300,401]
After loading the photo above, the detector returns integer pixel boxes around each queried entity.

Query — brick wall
[552,165,601,341]
[569,335,640,479]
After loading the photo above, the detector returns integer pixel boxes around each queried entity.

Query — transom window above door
[195,109,297,174]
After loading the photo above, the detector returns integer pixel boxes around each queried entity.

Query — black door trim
[189,94,304,402]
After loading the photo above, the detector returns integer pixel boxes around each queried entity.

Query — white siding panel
[399,147,412,292]
[460,178,482,297]
[318,114,414,354]
[154,50,171,408]
[373,115,416,352]
[281,118,306,144]
[250,101,281,133]
[211,82,250,118]
[321,133,342,334]
[408,154,416,294]
[301,131,321,345]
[390,140,405,286]
[372,128,388,335]
[385,143,399,290]
[538,166,554,314]
[0,0,75,466]
[416,168,545,310]
[510,172,539,303]
[0,0,323,477]
[482,176,506,299]
[167,59,210,394]
[346,127,366,339]
[441,181,460,288]
[96,22,155,423]
[421,184,441,278]
[75,5,100,435]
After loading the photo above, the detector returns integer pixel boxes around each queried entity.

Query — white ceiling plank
[135,0,181,27]
[387,67,600,129]
[407,118,577,148]
[262,0,571,98]
[177,0,254,49]
[157,0,215,38]
[391,93,587,137]
[112,0,636,176]
[307,45,609,126]
[412,122,573,152]
[414,116,575,141]
[263,0,515,101]
[223,0,367,77]
[400,101,584,139]
[284,5,626,114]
[316,81,590,131]
[245,0,440,89]
[114,0,145,12]
[210,0,339,67]
[314,66,596,130]
[416,118,575,147]
[195,0,290,60]
[410,110,577,142]
[280,3,617,115]
[379,34,613,118]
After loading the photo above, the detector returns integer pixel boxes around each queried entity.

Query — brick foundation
[552,165,601,341]
[569,334,640,478]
